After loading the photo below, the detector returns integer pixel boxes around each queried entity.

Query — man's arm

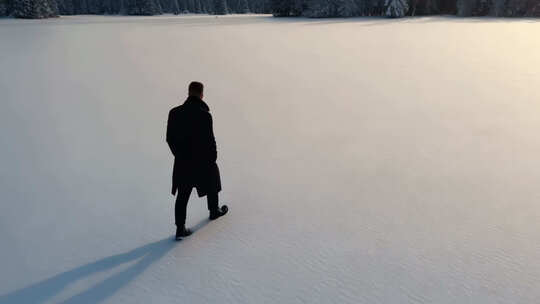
[166,110,178,157]
[204,112,217,162]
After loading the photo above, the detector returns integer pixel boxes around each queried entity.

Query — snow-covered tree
[384,0,408,16]
[12,0,58,17]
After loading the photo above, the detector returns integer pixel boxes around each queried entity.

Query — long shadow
[0,218,210,304]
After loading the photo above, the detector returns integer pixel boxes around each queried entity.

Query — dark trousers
[175,184,219,227]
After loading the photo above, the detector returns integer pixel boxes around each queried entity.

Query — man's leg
[207,191,219,212]
[175,185,192,228]
[208,191,228,220]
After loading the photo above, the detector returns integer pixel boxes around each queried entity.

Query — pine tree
[439,0,455,12]
[456,0,473,15]
[12,0,58,18]
[271,0,301,15]
[251,0,267,12]
[178,0,187,11]
[127,0,161,14]
[303,0,356,17]
[141,0,161,14]
[58,0,75,14]
[504,0,528,15]
[336,0,358,15]
[489,0,505,15]
[0,0,8,15]
[117,0,126,13]
[237,0,249,12]
[384,0,408,16]
[12,0,31,17]
[271,0,292,16]
[409,0,438,15]
[101,0,113,13]
[213,0,227,13]
[86,0,99,13]
[126,0,137,13]
[77,0,88,13]
[200,0,210,12]
[528,1,540,16]
[158,0,167,11]
[49,0,58,14]
[303,0,330,16]
[170,0,180,13]
[194,0,201,11]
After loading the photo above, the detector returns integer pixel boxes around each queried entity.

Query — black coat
[167,96,221,197]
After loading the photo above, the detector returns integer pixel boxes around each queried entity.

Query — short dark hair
[188,81,204,96]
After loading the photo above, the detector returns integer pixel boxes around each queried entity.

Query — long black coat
[167,96,221,197]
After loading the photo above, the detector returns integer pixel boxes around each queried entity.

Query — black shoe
[175,226,192,240]
[209,205,228,220]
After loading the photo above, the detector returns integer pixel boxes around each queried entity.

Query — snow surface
[1,14,540,304]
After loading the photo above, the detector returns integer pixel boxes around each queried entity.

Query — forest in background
[0,0,538,22]
[0,0,269,18]
[272,0,540,17]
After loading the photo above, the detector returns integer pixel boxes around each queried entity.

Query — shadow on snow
[0,218,210,304]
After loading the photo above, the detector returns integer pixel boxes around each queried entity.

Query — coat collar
[184,96,210,112]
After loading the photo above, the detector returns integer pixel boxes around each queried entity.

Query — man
[167,81,228,240]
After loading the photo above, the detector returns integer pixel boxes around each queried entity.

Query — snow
[1,14,540,303]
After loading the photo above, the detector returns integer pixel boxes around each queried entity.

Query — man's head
[188,81,204,99]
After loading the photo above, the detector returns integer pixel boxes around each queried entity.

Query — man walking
[167,81,228,240]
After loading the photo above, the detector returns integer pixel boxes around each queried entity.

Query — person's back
[167,81,228,241]
[168,98,216,167]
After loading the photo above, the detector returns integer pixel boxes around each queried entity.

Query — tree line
[0,0,537,19]
[0,0,269,18]
[272,0,540,17]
